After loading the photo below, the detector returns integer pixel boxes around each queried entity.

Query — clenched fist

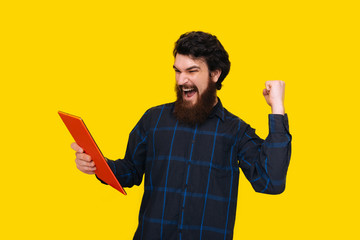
[263,80,285,115]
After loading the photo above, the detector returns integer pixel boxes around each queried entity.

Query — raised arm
[238,80,291,194]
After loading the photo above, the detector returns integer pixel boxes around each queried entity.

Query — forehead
[174,54,208,70]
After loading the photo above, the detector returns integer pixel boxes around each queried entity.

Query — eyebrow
[173,65,200,71]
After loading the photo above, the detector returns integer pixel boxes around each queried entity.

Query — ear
[210,69,221,83]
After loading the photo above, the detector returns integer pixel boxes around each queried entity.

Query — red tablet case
[58,111,126,195]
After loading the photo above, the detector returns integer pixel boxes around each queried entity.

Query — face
[173,54,221,125]
[173,54,220,106]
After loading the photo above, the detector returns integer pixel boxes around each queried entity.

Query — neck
[212,95,218,107]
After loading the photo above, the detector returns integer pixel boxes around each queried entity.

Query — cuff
[268,114,290,134]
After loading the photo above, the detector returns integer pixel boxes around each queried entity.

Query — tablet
[58,111,126,195]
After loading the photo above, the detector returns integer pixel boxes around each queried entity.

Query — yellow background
[1,0,359,239]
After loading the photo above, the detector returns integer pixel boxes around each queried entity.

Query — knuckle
[76,152,82,159]
[80,153,88,161]
[85,167,94,174]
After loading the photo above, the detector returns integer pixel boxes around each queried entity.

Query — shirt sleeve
[97,111,149,188]
[237,114,292,194]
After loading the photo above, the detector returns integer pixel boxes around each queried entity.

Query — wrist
[271,103,285,115]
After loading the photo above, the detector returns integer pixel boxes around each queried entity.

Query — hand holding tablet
[59,111,126,195]
[71,142,97,175]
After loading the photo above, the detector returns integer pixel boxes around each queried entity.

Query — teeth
[183,88,194,92]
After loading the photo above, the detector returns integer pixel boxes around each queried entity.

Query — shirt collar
[209,97,225,122]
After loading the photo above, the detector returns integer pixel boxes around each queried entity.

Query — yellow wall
[1,1,359,239]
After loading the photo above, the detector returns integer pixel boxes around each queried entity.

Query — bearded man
[71,31,292,240]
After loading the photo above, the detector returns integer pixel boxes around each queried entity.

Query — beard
[173,78,217,126]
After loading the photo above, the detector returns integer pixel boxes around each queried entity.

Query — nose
[176,72,189,86]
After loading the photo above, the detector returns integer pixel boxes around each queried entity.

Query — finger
[75,158,95,167]
[71,142,83,153]
[76,161,96,169]
[76,152,91,160]
[78,165,97,175]
[83,165,97,172]
[75,152,92,162]
[262,88,269,96]
[75,159,96,171]
[83,169,96,175]
[88,160,96,167]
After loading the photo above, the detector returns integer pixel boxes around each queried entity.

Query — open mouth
[182,87,197,98]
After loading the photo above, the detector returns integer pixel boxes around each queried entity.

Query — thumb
[265,81,271,90]
[71,142,83,153]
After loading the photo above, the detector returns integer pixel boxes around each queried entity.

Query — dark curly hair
[173,31,231,90]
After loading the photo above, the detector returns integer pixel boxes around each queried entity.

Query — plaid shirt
[104,99,291,240]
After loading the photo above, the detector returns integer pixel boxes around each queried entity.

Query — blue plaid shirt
[104,99,291,240]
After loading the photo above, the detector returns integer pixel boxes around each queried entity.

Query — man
[71,31,291,240]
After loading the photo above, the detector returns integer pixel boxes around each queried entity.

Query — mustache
[176,84,199,92]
